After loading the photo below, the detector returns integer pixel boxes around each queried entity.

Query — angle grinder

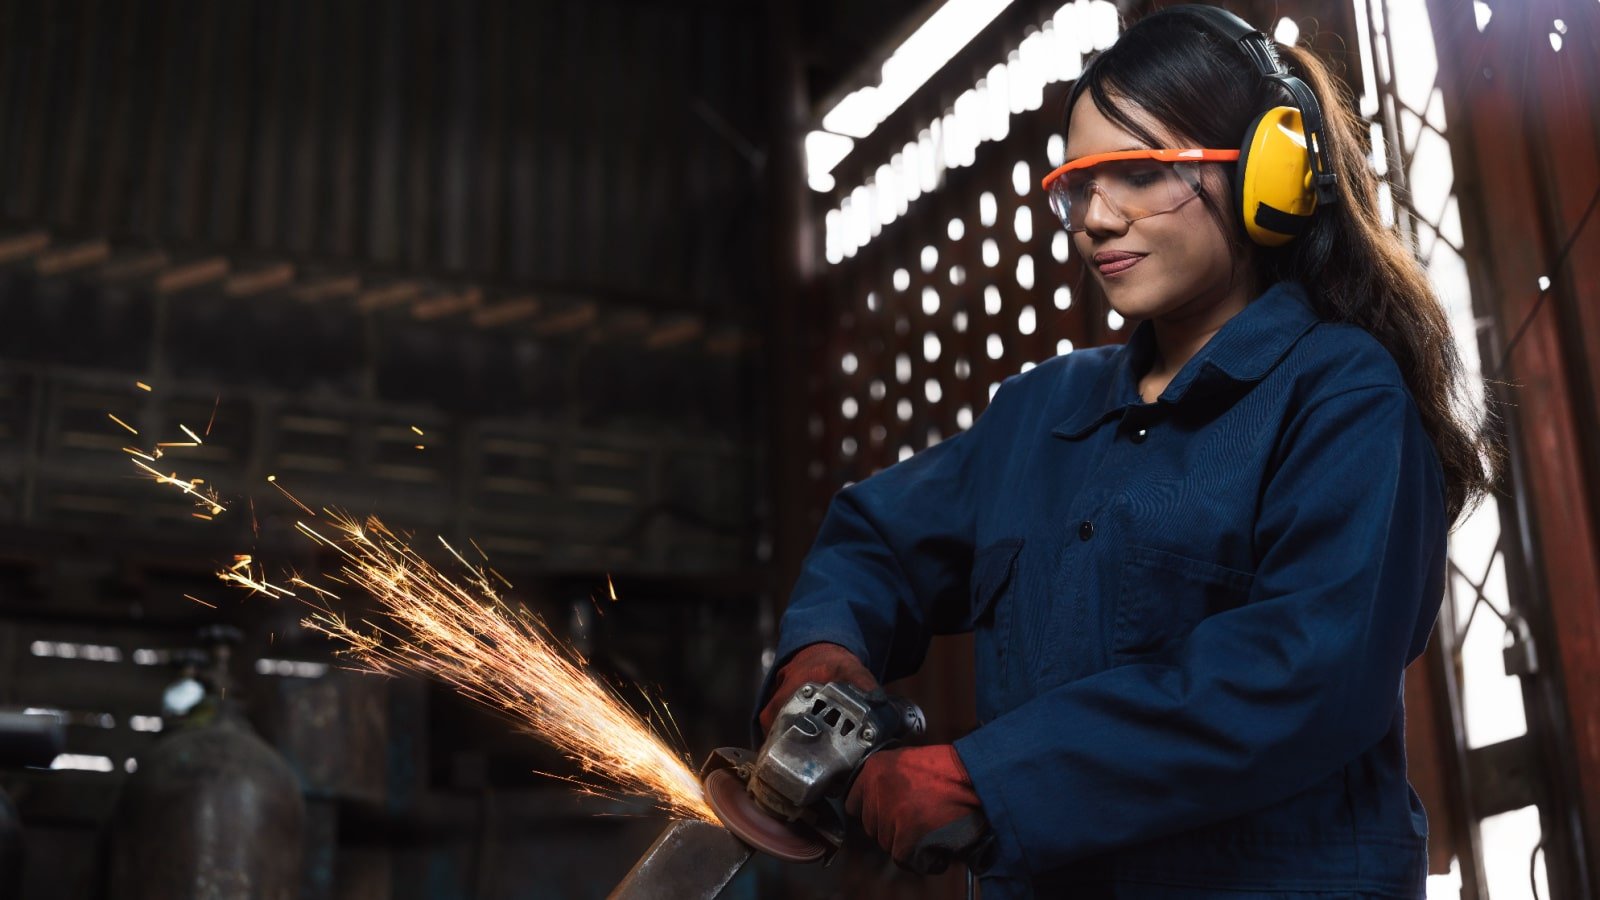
[700,681,925,863]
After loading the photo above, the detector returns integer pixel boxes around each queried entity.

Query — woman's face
[1064,92,1248,326]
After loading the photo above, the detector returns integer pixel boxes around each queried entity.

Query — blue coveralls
[765,281,1447,898]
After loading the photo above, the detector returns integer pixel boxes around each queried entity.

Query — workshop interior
[1,0,1598,897]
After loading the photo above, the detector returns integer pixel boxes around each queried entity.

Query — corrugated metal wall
[0,0,767,315]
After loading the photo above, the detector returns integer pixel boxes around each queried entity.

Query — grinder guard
[703,682,925,863]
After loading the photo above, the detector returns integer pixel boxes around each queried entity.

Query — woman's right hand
[757,642,879,736]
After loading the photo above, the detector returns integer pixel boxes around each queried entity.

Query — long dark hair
[1063,5,1500,527]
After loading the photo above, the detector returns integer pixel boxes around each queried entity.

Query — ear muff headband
[1160,5,1340,246]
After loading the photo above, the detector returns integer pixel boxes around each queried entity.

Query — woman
[758,5,1498,898]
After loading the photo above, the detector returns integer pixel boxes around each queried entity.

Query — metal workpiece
[607,818,754,900]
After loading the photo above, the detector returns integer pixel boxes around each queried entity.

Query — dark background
[0,0,1597,898]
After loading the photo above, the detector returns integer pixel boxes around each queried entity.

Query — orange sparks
[130,459,227,514]
[192,512,213,521]
[224,514,713,823]
[135,381,153,392]
[266,475,317,517]
[183,593,217,609]
[414,444,425,450]
[607,573,618,602]
[205,393,219,436]
[179,424,204,444]
[122,446,156,462]
[411,425,425,436]
[156,441,197,448]
[108,413,138,435]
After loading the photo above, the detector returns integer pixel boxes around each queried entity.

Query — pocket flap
[970,537,1024,622]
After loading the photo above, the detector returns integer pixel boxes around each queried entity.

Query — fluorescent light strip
[823,1,1121,264]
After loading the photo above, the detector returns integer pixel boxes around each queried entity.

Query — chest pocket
[970,538,1023,629]
[970,538,1024,719]
[1114,545,1254,659]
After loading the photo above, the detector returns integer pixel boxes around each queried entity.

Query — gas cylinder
[108,626,305,900]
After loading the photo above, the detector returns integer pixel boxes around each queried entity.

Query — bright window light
[822,0,1018,139]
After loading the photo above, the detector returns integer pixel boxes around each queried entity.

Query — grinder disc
[704,768,828,863]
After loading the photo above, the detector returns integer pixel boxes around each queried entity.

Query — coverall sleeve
[762,381,1010,692]
[952,385,1448,877]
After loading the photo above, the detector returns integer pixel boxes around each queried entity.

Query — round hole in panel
[895,353,912,383]
[984,285,1002,315]
[1016,255,1035,290]
[983,239,1000,267]
[893,268,910,291]
[920,245,938,273]
[980,192,997,227]
[1052,231,1070,263]
[1018,305,1036,335]
[896,398,913,421]
[948,218,966,241]
[1014,207,1033,242]
[922,287,940,315]
[986,334,1005,360]
[925,379,943,403]
[923,333,942,363]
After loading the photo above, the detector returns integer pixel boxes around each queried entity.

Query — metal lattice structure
[1372,0,1600,896]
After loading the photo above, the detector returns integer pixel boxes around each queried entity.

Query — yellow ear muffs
[1236,106,1320,247]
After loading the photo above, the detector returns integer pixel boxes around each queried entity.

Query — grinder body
[704,682,924,862]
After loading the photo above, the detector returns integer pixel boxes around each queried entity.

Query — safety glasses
[1040,149,1240,233]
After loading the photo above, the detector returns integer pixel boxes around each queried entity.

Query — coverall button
[1131,428,1148,444]
[1078,520,1094,541]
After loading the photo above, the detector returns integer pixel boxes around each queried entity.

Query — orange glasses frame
[1039,148,1242,191]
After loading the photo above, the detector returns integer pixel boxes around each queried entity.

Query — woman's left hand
[845,744,986,872]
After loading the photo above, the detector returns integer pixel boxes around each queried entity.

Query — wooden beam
[0,231,51,264]
[224,263,297,298]
[98,251,170,283]
[35,241,111,276]
[154,258,230,295]
[355,281,423,313]
[469,296,540,328]
[644,316,703,349]
[411,287,482,321]
[290,275,361,303]
[530,302,597,337]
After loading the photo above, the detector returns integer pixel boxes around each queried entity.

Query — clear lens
[1047,160,1204,233]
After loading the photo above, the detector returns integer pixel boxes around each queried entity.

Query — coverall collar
[1051,280,1321,440]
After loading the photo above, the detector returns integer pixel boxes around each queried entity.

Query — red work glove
[845,744,986,873]
[758,642,879,735]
